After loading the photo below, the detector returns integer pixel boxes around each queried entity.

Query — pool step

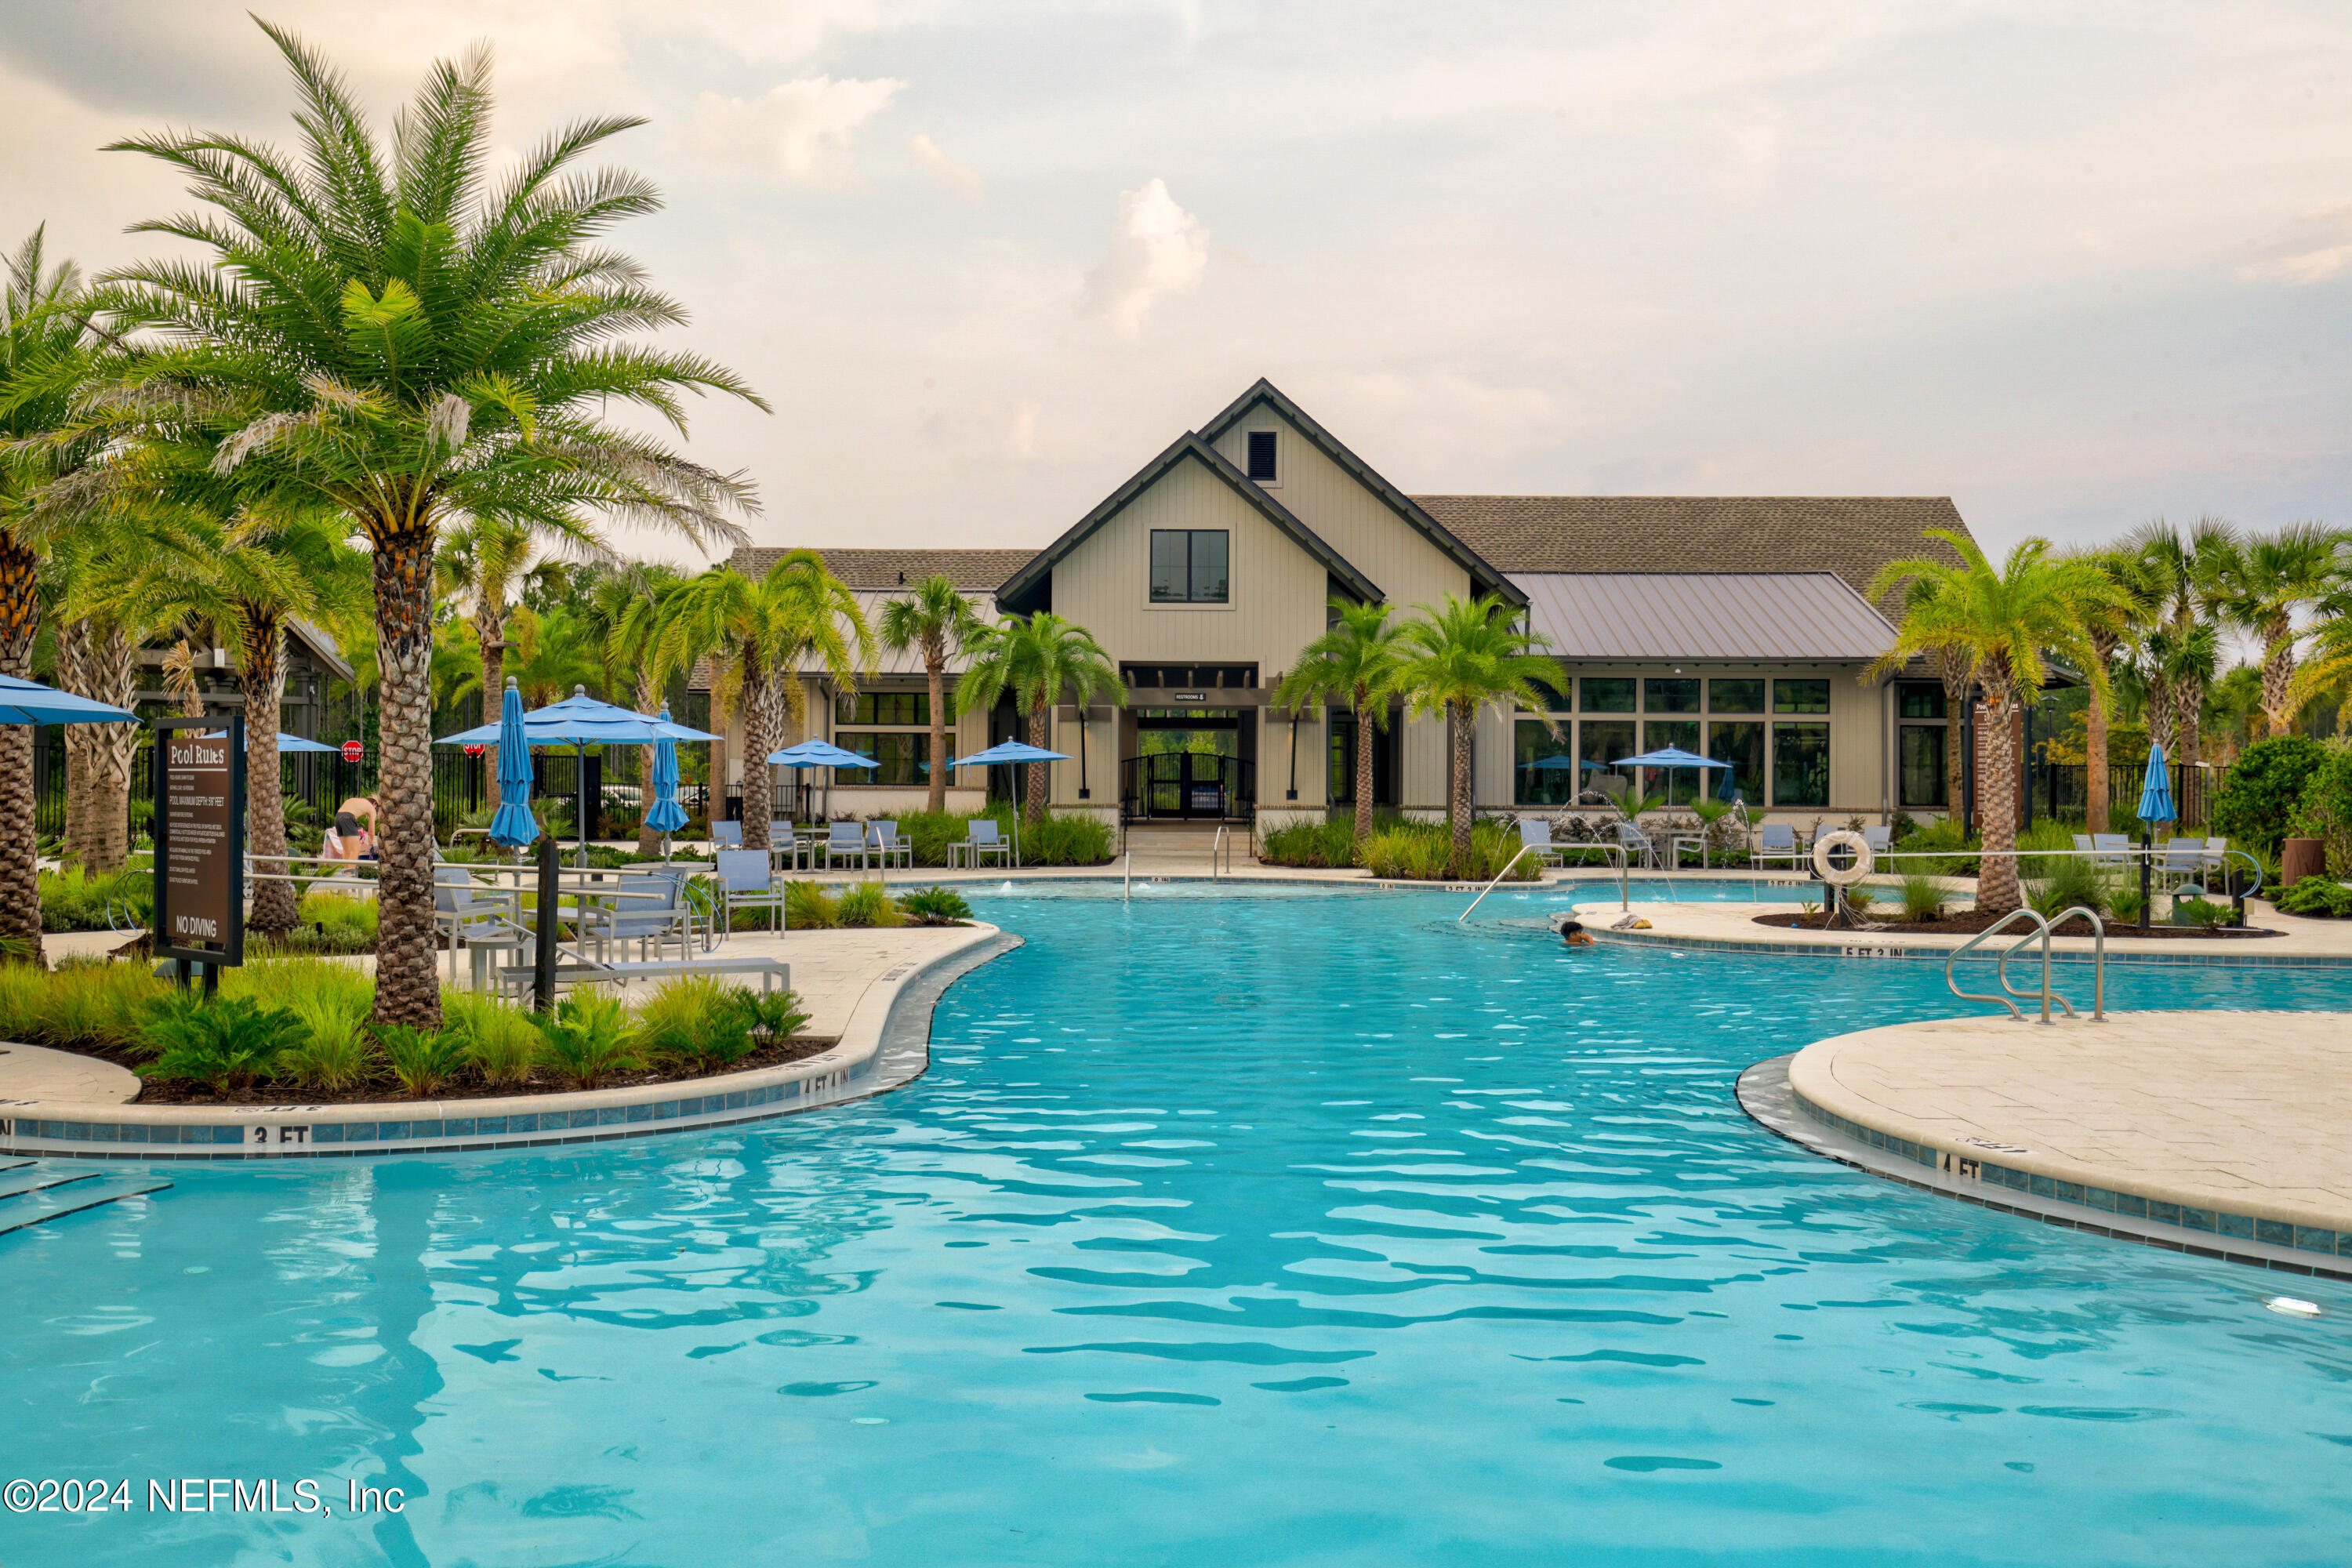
[0,1170,172,1238]
[0,1169,101,1202]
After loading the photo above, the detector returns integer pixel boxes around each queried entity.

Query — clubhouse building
[709,379,1969,828]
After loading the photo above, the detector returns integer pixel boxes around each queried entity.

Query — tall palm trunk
[2145,668,2178,761]
[924,641,948,816]
[55,617,90,865]
[2259,611,2297,736]
[1025,706,1048,824]
[1352,688,1375,843]
[2085,630,2117,833]
[474,597,504,793]
[0,537,44,966]
[239,614,299,935]
[82,628,139,875]
[738,646,774,851]
[1976,686,2024,913]
[1447,698,1473,877]
[371,523,440,1027]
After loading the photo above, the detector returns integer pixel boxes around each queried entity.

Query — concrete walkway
[0,1042,141,1105]
[1788,1011,2352,1242]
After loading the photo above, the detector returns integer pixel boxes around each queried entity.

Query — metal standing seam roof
[1508,572,1898,662]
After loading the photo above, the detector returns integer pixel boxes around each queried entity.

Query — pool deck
[1573,895,2352,965]
[0,923,1014,1160]
[1746,1011,2352,1279]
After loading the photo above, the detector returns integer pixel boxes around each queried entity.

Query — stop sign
[463,743,485,758]
[340,740,364,763]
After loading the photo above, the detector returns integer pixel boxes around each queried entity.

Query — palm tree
[74,504,368,933]
[0,226,111,964]
[657,552,866,848]
[2212,521,2346,736]
[877,575,985,815]
[1392,594,1558,877]
[956,613,1125,824]
[437,516,609,789]
[585,562,685,852]
[2126,517,2236,772]
[100,25,763,1023]
[1871,532,2122,913]
[45,541,159,873]
[1276,599,1408,844]
[2068,546,2159,834]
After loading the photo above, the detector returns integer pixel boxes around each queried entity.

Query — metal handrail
[1944,904,2104,1025]
[1993,916,2075,1022]
[2048,904,2106,1018]
[1946,908,2050,1022]
[1457,844,1539,924]
[1123,849,1131,903]
[1211,824,1228,880]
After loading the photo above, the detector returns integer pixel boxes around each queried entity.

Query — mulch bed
[53,1035,840,1107]
[1750,911,2279,939]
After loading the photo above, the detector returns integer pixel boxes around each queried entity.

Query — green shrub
[632,975,757,1071]
[440,989,542,1087]
[785,881,838,929]
[24,963,170,1053]
[888,808,1114,868]
[834,880,904,927]
[1897,873,1946,923]
[2276,878,2352,917]
[138,995,307,1092]
[2107,886,2147,924]
[732,986,810,1040]
[378,1025,470,1098]
[2027,855,2107,920]
[2294,744,2352,876]
[285,888,379,953]
[235,963,377,1091]
[39,860,151,932]
[1258,818,1359,869]
[895,886,971,925]
[2209,735,2330,855]
[532,992,641,1089]
[1356,819,1533,880]
[2172,895,2234,931]
[1894,815,1976,876]
[1841,884,1878,916]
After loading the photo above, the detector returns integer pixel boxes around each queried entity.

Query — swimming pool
[3,887,2347,1566]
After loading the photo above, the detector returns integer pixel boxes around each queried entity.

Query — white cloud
[1078,177,1208,339]
[2238,208,2352,285]
[910,133,984,202]
[680,76,904,183]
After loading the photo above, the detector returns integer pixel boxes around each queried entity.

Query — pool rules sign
[154,714,246,974]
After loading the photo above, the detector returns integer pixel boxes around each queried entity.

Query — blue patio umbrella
[0,672,138,726]
[440,684,720,864]
[768,739,880,822]
[1613,746,1730,808]
[487,681,538,850]
[2132,742,2176,931]
[199,730,342,754]
[956,740,1072,868]
[645,706,690,838]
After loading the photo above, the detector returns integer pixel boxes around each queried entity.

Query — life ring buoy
[1812,829,1875,886]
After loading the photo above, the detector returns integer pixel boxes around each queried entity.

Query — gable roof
[995,431,1384,612]
[731,546,1029,592]
[1414,495,1969,609]
[1197,378,1525,605]
[1510,572,1897,662]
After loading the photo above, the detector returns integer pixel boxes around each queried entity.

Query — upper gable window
[1245,430,1278,482]
[1150,529,1229,604]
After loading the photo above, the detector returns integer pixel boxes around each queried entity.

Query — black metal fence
[2016,760,2211,829]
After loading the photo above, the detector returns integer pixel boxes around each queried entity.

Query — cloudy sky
[5,1,2350,565]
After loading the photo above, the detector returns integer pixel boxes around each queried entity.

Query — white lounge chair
[433,867,529,989]
[951,818,1011,869]
[714,848,788,933]
[1753,822,1800,870]
[821,820,869,870]
[1518,818,1565,869]
[2155,837,2206,891]
[2092,833,2134,868]
[1863,825,1893,855]
[710,820,743,848]
[1615,820,1657,869]
[867,819,913,869]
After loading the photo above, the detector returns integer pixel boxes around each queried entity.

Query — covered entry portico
[1118,664,1262,822]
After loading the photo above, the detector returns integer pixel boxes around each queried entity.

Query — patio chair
[1752,822,1800,870]
[2200,837,2231,882]
[1517,818,1564,869]
[714,848,787,933]
[821,820,869,870]
[434,867,530,989]
[603,869,695,963]
[2092,833,2134,868]
[1863,825,1893,855]
[952,818,1011,869]
[2155,837,2206,891]
[1614,820,1657,869]
[710,819,743,849]
[867,819,913,870]
[2072,833,2094,855]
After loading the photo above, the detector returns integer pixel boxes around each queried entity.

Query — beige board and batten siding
[1043,452,1333,808]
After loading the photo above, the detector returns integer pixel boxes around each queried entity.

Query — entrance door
[1127,714,1250,819]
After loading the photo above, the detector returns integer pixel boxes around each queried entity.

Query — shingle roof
[729,546,1032,591]
[1411,496,1968,608]
[1510,573,1896,662]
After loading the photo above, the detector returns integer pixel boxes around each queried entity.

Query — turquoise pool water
[4,887,2349,1566]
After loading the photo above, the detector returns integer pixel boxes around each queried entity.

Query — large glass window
[1149,529,1229,604]
[1708,720,1764,805]
[1581,677,1636,713]
[833,731,949,787]
[1641,719,1701,803]
[1526,676,1571,713]
[1772,722,1830,807]
[1514,720,1577,805]
[835,691,925,726]
[1900,726,1947,808]
[1579,719,1635,793]
[1898,684,1947,720]
[1709,678,1765,713]
[1773,679,1831,714]
[1645,677,1700,713]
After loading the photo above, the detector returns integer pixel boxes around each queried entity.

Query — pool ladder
[1944,906,2107,1024]
[0,1160,172,1237]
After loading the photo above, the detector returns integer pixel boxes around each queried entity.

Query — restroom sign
[154,715,247,969]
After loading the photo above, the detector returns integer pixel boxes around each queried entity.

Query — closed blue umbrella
[2133,742,2175,931]
[488,680,538,849]
[441,684,720,864]
[645,706,688,854]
